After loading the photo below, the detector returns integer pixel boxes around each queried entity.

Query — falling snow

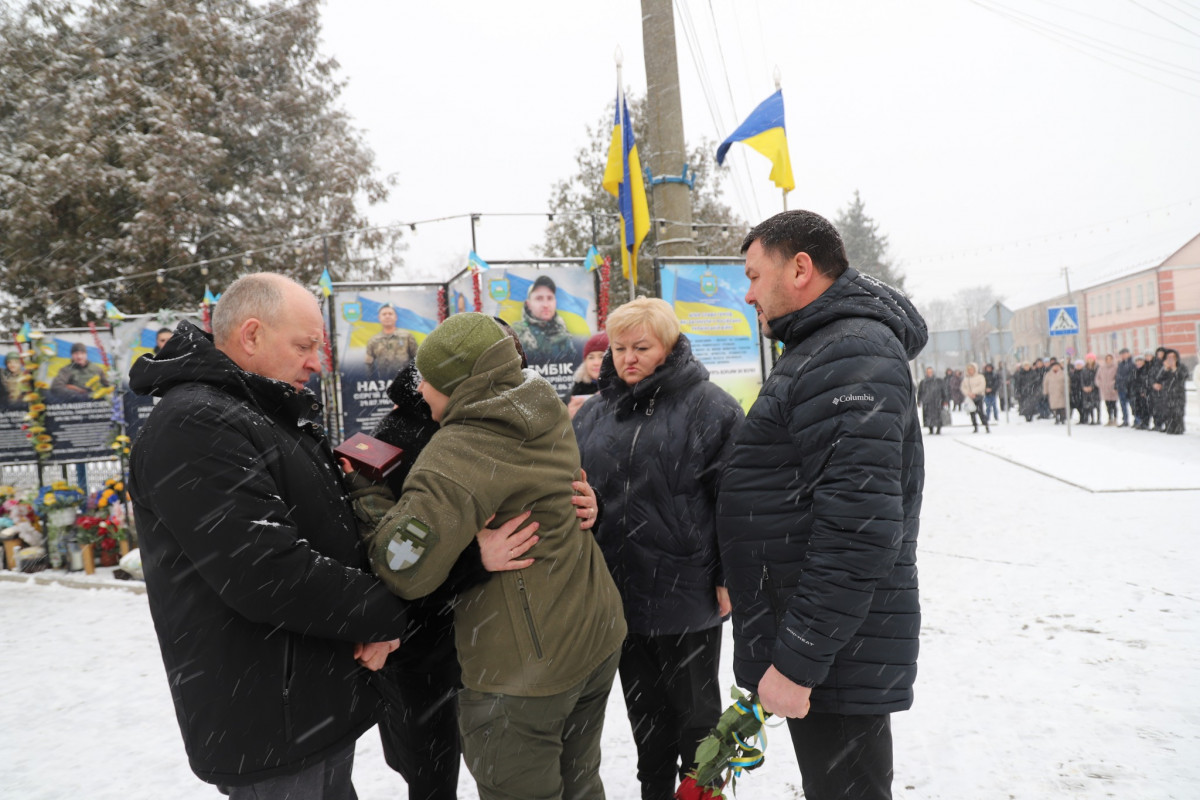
[0,404,1197,799]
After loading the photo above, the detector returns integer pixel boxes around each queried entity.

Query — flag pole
[615,47,634,300]
[776,65,788,213]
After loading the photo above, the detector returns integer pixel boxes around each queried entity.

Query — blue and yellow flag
[103,301,126,321]
[602,89,650,286]
[584,245,603,272]
[346,296,439,349]
[318,268,333,297]
[468,251,490,272]
[716,90,794,192]
[203,286,220,305]
[15,321,32,343]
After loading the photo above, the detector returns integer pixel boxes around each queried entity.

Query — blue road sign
[1047,305,1079,336]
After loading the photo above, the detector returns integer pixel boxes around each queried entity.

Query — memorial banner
[333,285,441,438]
[110,314,199,443]
[658,263,763,410]
[447,272,476,316]
[485,266,596,400]
[0,329,120,463]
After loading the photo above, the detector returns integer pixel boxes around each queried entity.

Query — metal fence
[1,459,126,495]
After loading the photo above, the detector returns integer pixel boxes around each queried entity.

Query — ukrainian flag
[716,90,794,192]
[602,89,650,286]
[347,296,438,349]
[496,274,592,336]
[673,277,753,338]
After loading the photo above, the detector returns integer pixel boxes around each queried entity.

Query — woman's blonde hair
[605,297,680,351]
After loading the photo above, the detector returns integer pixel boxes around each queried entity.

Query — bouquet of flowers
[89,477,127,512]
[33,481,86,513]
[75,514,125,554]
[675,687,772,800]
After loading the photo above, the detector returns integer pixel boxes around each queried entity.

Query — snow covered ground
[2,400,1198,799]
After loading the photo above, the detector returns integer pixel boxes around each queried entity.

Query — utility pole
[1062,266,1074,437]
[641,0,696,262]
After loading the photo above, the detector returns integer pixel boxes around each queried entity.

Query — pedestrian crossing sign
[1047,305,1079,336]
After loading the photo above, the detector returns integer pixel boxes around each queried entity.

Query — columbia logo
[832,393,875,405]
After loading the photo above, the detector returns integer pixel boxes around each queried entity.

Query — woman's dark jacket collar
[595,333,707,419]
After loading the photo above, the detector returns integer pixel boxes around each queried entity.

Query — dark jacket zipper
[281,634,295,738]
[761,564,785,628]
[517,576,544,659]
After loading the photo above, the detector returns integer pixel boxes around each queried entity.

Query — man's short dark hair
[531,275,557,294]
[70,342,88,354]
[740,210,849,280]
[379,303,395,312]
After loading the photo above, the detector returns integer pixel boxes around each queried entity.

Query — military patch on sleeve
[384,517,433,572]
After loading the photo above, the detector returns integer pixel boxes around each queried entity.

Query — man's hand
[571,469,599,531]
[477,511,539,571]
[757,665,811,719]
[716,585,731,617]
[354,639,399,671]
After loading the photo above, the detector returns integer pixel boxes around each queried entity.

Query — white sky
[318,0,1200,309]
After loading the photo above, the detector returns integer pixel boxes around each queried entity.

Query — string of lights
[34,209,742,304]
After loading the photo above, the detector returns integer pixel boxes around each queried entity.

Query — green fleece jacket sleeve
[355,462,496,600]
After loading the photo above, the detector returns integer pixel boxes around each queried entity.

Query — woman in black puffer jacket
[573,298,744,800]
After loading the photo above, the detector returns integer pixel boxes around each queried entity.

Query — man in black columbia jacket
[129,274,410,797]
[717,211,926,800]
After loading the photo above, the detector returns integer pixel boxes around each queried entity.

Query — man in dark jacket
[1115,348,1135,427]
[717,210,926,800]
[129,274,411,798]
[917,366,948,435]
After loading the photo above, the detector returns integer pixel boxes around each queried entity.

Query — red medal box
[333,432,405,482]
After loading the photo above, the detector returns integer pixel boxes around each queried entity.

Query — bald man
[128,273,410,798]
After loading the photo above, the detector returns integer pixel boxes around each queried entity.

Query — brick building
[1012,232,1200,371]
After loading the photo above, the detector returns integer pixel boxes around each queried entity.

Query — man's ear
[239,318,264,356]
[790,251,817,290]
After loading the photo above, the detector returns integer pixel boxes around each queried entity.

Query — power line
[979,0,1200,81]
[1157,0,1200,23]
[971,0,1200,98]
[904,197,1199,265]
[672,0,761,221]
[1127,0,1200,35]
[703,0,770,220]
[1029,0,1200,48]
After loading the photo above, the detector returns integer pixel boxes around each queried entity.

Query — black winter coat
[716,269,926,716]
[917,375,948,414]
[573,334,744,636]
[128,322,409,786]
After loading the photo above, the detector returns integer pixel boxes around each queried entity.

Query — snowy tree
[541,95,744,304]
[0,0,399,327]
[834,190,906,293]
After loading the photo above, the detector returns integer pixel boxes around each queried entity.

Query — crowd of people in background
[918,347,1190,435]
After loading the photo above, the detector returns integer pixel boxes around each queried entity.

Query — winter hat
[1085,352,1096,361]
[70,342,87,355]
[583,332,609,359]
[5,352,19,364]
[416,312,507,395]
